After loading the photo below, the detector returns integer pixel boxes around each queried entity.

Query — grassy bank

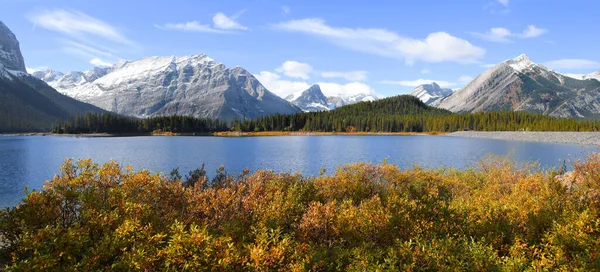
[1,155,600,270]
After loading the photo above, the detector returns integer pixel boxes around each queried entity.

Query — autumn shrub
[2,153,600,270]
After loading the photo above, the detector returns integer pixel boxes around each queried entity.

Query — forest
[54,95,600,134]
[53,112,229,134]
[2,153,600,270]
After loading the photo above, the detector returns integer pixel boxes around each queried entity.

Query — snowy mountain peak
[505,54,536,72]
[31,69,64,82]
[408,82,454,105]
[288,84,329,112]
[0,21,26,72]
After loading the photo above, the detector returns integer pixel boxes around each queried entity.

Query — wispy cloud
[420,69,431,74]
[29,9,135,46]
[89,58,113,67]
[213,11,248,30]
[156,11,249,33]
[154,21,227,33]
[497,0,509,7]
[380,79,456,88]
[282,6,291,15]
[458,75,474,84]
[473,25,548,43]
[273,18,484,65]
[27,9,136,67]
[544,59,600,70]
[321,71,368,81]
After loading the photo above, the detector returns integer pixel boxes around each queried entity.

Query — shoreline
[447,131,600,146]
[2,131,446,137]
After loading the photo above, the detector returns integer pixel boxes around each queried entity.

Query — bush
[2,153,600,270]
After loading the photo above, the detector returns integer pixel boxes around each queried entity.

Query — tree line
[53,112,228,134]
[53,96,600,134]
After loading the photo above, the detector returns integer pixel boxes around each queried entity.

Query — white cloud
[458,76,474,84]
[321,71,368,81]
[480,63,496,68]
[282,6,291,14]
[498,0,509,6]
[154,21,227,33]
[28,10,134,46]
[255,71,311,98]
[519,25,547,38]
[157,11,248,33]
[544,59,600,70]
[317,82,376,97]
[380,79,455,88]
[273,18,484,64]
[213,11,248,30]
[276,61,313,79]
[473,25,548,42]
[89,58,113,67]
[420,69,431,74]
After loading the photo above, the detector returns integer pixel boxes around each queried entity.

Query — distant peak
[512,54,531,62]
[505,53,536,72]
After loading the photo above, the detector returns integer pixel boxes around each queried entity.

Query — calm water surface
[0,135,595,207]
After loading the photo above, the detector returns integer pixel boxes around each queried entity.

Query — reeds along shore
[1,154,600,270]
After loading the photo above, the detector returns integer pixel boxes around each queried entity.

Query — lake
[0,135,595,207]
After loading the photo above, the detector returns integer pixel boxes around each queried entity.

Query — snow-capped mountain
[326,93,377,109]
[0,22,26,72]
[31,69,64,82]
[563,71,600,81]
[33,67,110,91]
[436,54,600,118]
[408,82,454,105]
[40,54,301,121]
[286,84,330,112]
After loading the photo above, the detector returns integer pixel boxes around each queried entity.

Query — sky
[2,0,600,98]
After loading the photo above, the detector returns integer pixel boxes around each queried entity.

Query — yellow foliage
[2,153,600,270]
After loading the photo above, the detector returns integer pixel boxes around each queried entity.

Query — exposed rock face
[41,54,301,121]
[287,84,330,112]
[408,82,454,105]
[0,22,103,132]
[437,54,600,118]
[0,21,26,72]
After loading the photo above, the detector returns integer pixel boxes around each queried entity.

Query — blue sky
[2,0,600,98]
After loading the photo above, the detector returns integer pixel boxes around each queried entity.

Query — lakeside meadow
[2,153,600,270]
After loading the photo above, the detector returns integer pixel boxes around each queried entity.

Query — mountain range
[285,84,378,112]
[409,54,600,119]
[0,21,103,132]
[407,82,454,105]
[36,54,302,121]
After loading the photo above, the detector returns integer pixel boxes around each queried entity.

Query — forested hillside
[233,95,600,132]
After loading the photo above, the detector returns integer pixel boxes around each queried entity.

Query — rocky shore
[448,131,600,146]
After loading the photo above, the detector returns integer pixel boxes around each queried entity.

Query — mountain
[34,67,110,91]
[43,54,301,121]
[286,84,330,112]
[564,71,600,81]
[437,54,600,118]
[326,93,378,109]
[408,82,454,105]
[0,21,103,132]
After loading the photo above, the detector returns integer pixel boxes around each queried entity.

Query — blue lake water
[0,135,595,207]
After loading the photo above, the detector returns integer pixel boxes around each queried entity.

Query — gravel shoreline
[447,131,600,146]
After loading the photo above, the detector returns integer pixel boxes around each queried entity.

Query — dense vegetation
[53,112,229,134]
[53,96,600,134]
[2,154,600,270]
[234,95,600,132]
